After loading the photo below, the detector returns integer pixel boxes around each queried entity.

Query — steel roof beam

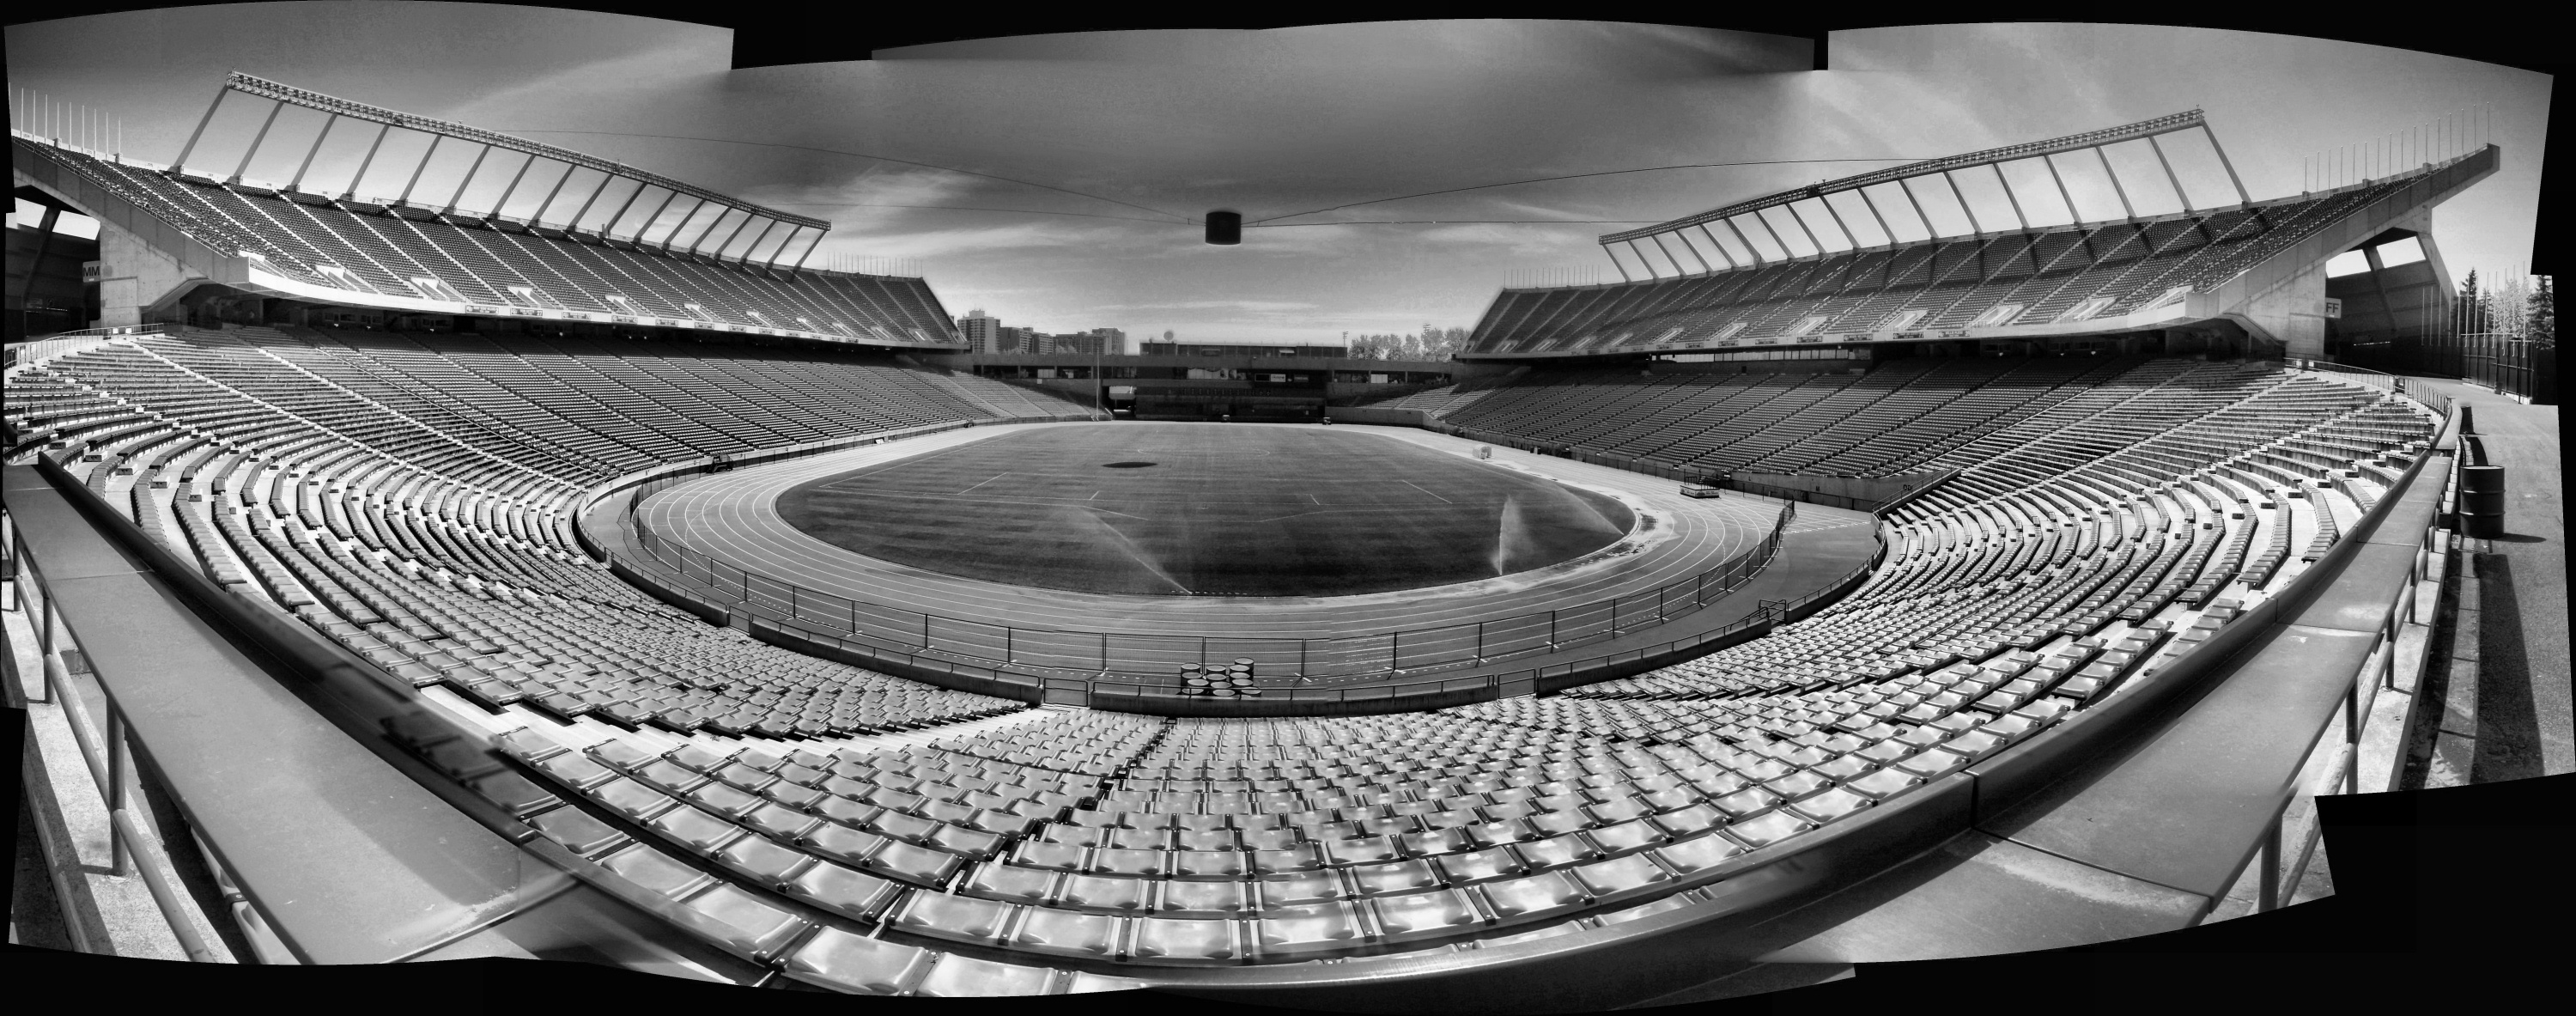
[2094,146,2136,220]
[221,72,829,230]
[229,99,283,183]
[442,143,495,214]
[2148,132,2190,211]
[286,114,337,192]
[2204,123,2253,206]
[1990,162,2028,230]
[1599,109,2206,245]
[1694,224,1738,269]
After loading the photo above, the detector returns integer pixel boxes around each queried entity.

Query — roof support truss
[2147,132,2190,211]
[2040,153,2080,223]
[489,152,539,219]
[442,143,495,213]
[1939,171,1983,235]
[184,71,838,248]
[2203,123,2253,206]
[229,98,284,183]
[1694,224,1738,269]
[1781,201,1828,256]
[1671,228,1716,274]
[2094,146,2135,220]
[659,198,709,249]
[1990,162,2028,230]
[287,113,337,192]
[1596,110,2218,267]
[343,123,393,200]
[1854,185,1898,245]
[396,135,444,204]
[1600,109,2205,246]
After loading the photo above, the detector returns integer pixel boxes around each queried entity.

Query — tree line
[1344,325,1473,361]
[2459,271,2555,347]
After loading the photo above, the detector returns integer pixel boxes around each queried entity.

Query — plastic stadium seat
[1132,916,1241,964]
[782,927,931,993]
[890,891,1013,946]
[5,307,2438,984]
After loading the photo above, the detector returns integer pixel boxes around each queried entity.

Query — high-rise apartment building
[957,309,1008,352]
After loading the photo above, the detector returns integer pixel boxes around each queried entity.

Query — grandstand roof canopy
[174,72,830,270]
[4,15,2547,344]
[1462,142,2499,360]
[12,129,967,349]
[1599,111,2225,247]
[1594,112,2260,283]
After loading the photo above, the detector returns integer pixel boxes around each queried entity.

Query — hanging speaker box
[1205,210,1242,245]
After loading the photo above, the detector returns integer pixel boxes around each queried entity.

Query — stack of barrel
[1180,659,1261,697]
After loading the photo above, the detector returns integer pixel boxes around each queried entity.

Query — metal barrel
[2458,464,2506,538]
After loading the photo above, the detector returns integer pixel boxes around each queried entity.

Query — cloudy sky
[7,8,2550,342]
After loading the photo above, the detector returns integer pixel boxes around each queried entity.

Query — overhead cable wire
[775,203,1182,223]
[1249,220,1662,227]
[1242,158,1941,225]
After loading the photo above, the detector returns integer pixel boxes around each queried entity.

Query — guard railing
[623,498,1800,687]
[3,509,228,962]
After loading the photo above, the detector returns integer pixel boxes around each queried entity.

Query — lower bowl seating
[3,337,2437,991]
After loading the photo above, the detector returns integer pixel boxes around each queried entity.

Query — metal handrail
[622,495,1801,685]
[4,520,226,962]
[629,497,1793,685]
[740,538,1887,712]
[2225,392,2456,915]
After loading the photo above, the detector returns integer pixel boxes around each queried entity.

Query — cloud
[1089,300,1318,313]
[1410,222,1603,259]
[738,166,985,222]
[816,220,1109,259]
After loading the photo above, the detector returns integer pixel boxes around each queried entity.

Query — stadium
[4,13,2562,1009]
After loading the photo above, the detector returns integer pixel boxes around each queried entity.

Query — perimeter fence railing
[4,325,166,370]
[621,496,1803,686]
[2293,360,2451,417]
[4,502,230,962]
[1083,539,1884,706]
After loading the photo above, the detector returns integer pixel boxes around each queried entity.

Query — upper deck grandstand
[1465,112,2498,362]
[3,16,2554,1010]
[15,73,958,348]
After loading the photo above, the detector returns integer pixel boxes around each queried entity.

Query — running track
[623,421,1874,641]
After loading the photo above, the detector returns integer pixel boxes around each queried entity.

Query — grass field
[775,423,1635,596]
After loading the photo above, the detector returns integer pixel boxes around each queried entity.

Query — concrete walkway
[2414,379,2567,781]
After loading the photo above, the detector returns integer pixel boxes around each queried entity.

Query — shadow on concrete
[2472,553,2545,782]
[11,795,76,950]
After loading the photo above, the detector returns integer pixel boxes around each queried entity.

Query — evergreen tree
[2530,276,2555,348]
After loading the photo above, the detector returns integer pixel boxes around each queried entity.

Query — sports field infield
[775,423,1636,596]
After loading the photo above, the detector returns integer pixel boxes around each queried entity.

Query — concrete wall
[1733,470,1947,506]
[2211,149,2498,362]
[1323,405,1431,427]
[1647,357,1869,375]
[91,211,204,329]
[2228,261,2331,361]
[921,351,1471,374]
